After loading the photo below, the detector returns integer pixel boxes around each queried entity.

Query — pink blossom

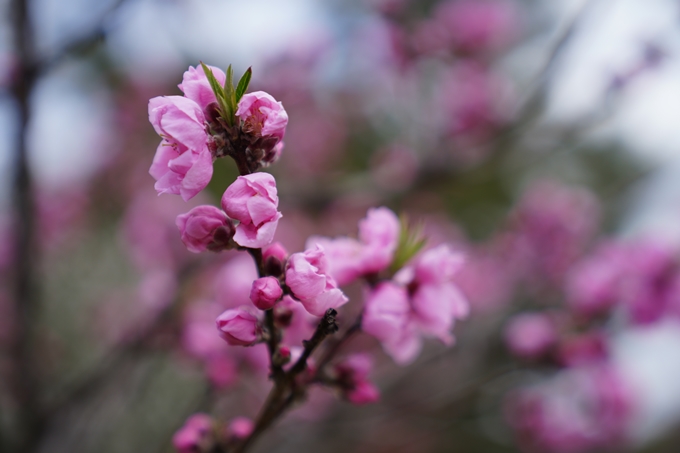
[557,332,608,367]
[149,96,207,151]
[506,366,633,453]
[504,312,557,360]
[228,416,254,439]
[307,207,400,286]
[172,413,213,453]
[285,245,349,316]
[176,205,234,253]
[401,245,469,345]
[148,84,215,201]
[435,0,518,55]
[250,276,283,310]
[216,307,260,346]
[362,282,421,365]
[335,354,380,405]
[236,91,288,142]
[358,207,400,273]
[566,242,628,318]
[307,236,365,286]
[178,64,226,112]
[221,173,282,249]
[509,181,600,286]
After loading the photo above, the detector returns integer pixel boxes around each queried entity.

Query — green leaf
[200,62,230,122]
[235,67,252,102]
[222,65,236,126]
[389,215,427,274]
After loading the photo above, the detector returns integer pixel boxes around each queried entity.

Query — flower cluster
[149,64,469,452]
[148,64,288,201]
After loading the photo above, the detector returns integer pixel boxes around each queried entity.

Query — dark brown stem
[8,0,42,451]
[231,309,341,453]
[314,314,362,376]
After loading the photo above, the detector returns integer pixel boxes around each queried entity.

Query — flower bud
[172,413,213,453]
[250,277,283,310]
[221,173,282,249]
[263,242,288,276]
[228,417,254,440]
[176,206,233,253]
[216,308,260,346]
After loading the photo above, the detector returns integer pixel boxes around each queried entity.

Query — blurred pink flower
[214,254,259,309]
[308,207,400,286]
[172,413,213,453]
[507,365,634,453]
[398,245,469,345]
[504,312,557,360]
[285,245,349,316]
[566,242,629,319]
[363,282,420,365]
[228,416,254,439]
[221,173,282,249]
[335,354,380,405]
[509,181,600,287]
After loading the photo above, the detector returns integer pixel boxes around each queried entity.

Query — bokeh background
[3,0,680,452]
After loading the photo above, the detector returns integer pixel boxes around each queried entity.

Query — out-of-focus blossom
[250,276,283,310]
[216,308,261,346]
[276,295,319,346]
[178,64,226,113]
[183,301,228,359]
[308,207,400,286]
[567,242,629,319]
[122,191,199,271]
[205,355,238,389]
[214,254,259,309]
[228,416,254,439]
[454,245,516,313]
[358,207,401,273]
[434,0,518,55]
[557,331,609,368]
[221,173,282,249]
[148,96,213,201]
[285,245,349,316]
[363,282,420,365]
[509,181,600,286]
[176,205,234,253]
[620,242,678,325]
[237,91,288,142]
[505,312,557,360]
[172,413,213,453]
[507,366,634,453]
[334,354,380,405]
[397,245,469,345]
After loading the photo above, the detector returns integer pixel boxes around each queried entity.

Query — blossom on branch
[221,173,282,249]
[176,205,234,253]
[285,245,349,316]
